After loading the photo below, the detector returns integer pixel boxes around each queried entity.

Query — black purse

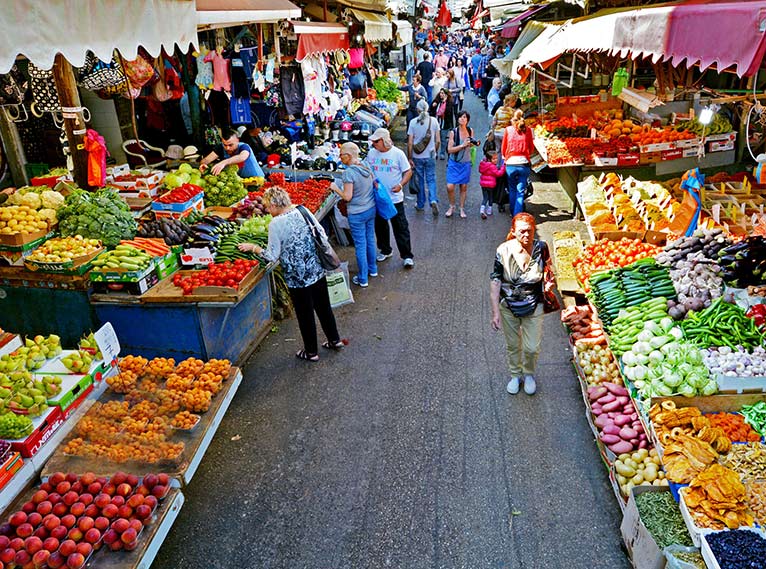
[297,206,341,271]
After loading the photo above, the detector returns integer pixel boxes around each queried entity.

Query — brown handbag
[542,243,561,313]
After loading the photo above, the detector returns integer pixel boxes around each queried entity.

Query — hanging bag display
[0,64,27,106]
[78,51,127,95]
[297,205,341,271]
[28,63,61,115]
[121,53,155,99]
[151,57,172,102]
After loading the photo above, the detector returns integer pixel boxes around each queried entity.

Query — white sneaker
[506,377,520,394]
[487,206,493,216]
[480,205,486,216]
[403,258,414,268]
[376,252,393,262]
[523,375,536,395]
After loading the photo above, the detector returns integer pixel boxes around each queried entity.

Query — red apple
[117,505,133,519]
[127,494,144,508]
[48,473,65,486]
[93,494,110,509]
[151,485,167,499]
[101,529,118,545]
[60,515,76,530]
[26,513,42,527]
[0,548,13,564]
[74,542,91,557]
[52,504,68,517]
[10,511,30,526]
[64,474,77,484]
[9,537,24,551]
[134,505,152,520]
[32,527,48,540]
[39,482,53,493]
[66,528,82,543]
[143,496,158,510]
[94,517,109,532]
[83,528,100,545]
[55,482,70,495]
[86,482,101,496]
[49,526,67,541]
[47,493,61,505]
[101,505,118,519]
[108,540,122,551]
[15,523,33,538]
[110,496,125,508]
[66,551,85,569]
[42,537,59,553]
[116,484,132,498]
[78,494,93,507]
[36,501,52,516]
[69,482,82,495]
[0,536,9,550]
[58,539,76,556]
[46,551,65,569]
[61,493,78,508]
[83,505,98,519]
[32,548,50,567]
[23,536,42,554]
[21,502,36,514]
[13,550,30,566]
[31,491,48,505]
[142,474,158,489]
[68,503,84,518]
[135,485,150,497]
[157,473,169,486]
[102,484,115,497]
[120,528,137,544]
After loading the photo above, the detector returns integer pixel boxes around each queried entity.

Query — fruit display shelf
[41,367,243,485]
[0,335,22,358]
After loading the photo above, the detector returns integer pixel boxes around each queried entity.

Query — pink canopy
[500,4,549,40]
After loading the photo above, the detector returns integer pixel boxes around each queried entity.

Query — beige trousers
[500,303,544,376]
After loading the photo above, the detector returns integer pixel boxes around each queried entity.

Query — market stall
[554,165,766,567]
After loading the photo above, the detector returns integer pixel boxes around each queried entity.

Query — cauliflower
[37,208,58,223]
[41,190,65,210]
[19,192,41,209]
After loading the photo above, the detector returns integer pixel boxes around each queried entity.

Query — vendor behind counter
[200,128,265,178]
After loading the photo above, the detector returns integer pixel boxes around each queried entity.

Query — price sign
[94,322,120,366]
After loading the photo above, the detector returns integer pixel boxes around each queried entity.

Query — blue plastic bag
[373,179,397,220]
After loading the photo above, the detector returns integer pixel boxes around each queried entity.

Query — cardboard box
[682,147,700,158]
[151,192,203,213]
[639,152,662,165]
[618,153,640,166]
[708,139,734,153]
[154,198,204,219]
[639,142,675,153]
[45,373,93,412]
[0,227,51,247]
[8,406,64,458]
[661,148,683,161]
[593,154,619,167]
[155,250,180,280]
[24,247,104,275]
[620,486,671,569]
[676,137,701,149]
[705,132,737,143]
[91,269,159,295]
[59,382,94,420]
[0,452,23,491]
[89,260,155,283]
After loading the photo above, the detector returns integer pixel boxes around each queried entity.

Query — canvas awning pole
[52,54,89,189]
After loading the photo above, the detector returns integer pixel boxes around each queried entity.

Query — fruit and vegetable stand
[557,213,766,567]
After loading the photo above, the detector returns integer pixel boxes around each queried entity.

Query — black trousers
[375,202,413,259]
[288,276,340,355]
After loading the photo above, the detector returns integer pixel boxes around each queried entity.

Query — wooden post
[51,54,89,189]
[274,24,281,65]
[0,111,29,187]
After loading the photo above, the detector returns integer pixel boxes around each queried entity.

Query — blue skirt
[446,159,472,185]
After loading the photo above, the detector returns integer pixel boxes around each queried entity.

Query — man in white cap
[366,128,414,268]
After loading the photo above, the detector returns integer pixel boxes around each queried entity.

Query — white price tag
[181,248,215,266]
[94,323,120,365]
[711,204,721,223]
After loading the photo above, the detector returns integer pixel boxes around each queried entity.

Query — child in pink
[478,147,505,219]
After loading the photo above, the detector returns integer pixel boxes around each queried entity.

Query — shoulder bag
[540,242,561,313]
[297,205,341,271]
[412,117,434,154]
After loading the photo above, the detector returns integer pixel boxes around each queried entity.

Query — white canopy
[394,19,413,47]
[0,0,198,72]
[347,9,393,43]
[197,0,302,28]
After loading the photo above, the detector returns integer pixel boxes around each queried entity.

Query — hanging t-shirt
[204,51,231,92]
[195,51,214,90]
[365,146,411,205]
[213,142,264,178]
[280,65,305,117]
[228,53,250,98]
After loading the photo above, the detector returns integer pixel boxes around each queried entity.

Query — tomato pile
[156,183,203,204]
[573,238,661,288]
[253,172,331,213]
[172,259,259,295]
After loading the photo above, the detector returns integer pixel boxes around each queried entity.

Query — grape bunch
[0,440,10,462]
[0,412,33,439]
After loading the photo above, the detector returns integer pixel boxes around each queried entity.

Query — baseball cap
[369,128,390,143]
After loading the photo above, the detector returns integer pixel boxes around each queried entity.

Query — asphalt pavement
[153,92,631,569]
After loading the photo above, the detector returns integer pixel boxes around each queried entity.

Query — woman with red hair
[490,213,553,395]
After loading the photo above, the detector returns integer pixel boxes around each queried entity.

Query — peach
[83,528,100,545]
[86,483,101,496]
[93,494,110,509]
[26,513,42,527]
[79,473,96,486]
[110,472,127,486]
[108,540,122,551]
[151,485,167,499]
[120,527,137,544]
[23,536,42,554]
[83,505,99,519]
[61,493,79,507]
[42,537,59,552]
[101,505,118,519]
[95,477,108,487]
[126,474,139,488]
[55,482,70,495]
[123,539,138,551]
[75,542,91,557]
[49,526,67,541]
[117,505,133,519]
[39,482,53,493]
[116,484,132,498]
[64,474,78,484]
[68,503,85,518]
[31,491,48,505]
[157,473,169,486]
[0,536,8,550]
[43,515,60,531]
[102,529,118,545]
[143,496,158,510]
[9,537,23,551]
[102,484,115,497]
[47,493,61,505]
[32,549,50,567]
[0,548,14,564]
[78,494,93,507]
[52,504,68,517]
[66,551,85,569]
[36,501,52,516]
[58,539,76,556]
[66,528,82,543]
[69,482,82,495]
[142,474,158,489]
[110,496,125,508]
[32,527,48,540]
[48,473,65,486]
[46,551,65,569]
[15,523,33,538]
[13,550,30,567]
[135,486,150,497]
[77,518,93,533]
[60,515,76,530]
[21,502,36,514]
[112,519,130,534]
[134,505,152,520]
[126,494,144,508]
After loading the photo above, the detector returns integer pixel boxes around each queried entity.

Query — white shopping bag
[326,262,354,308]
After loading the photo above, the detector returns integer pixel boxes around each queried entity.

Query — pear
[48,334,60,344]
[24,338,35,348]
[33,335,44,345]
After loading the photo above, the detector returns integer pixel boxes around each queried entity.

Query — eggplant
[192,223,217,235]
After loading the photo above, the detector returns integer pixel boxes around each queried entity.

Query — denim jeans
[413,157,438,208]
[506,163,531,216]
[347,206,378,284]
